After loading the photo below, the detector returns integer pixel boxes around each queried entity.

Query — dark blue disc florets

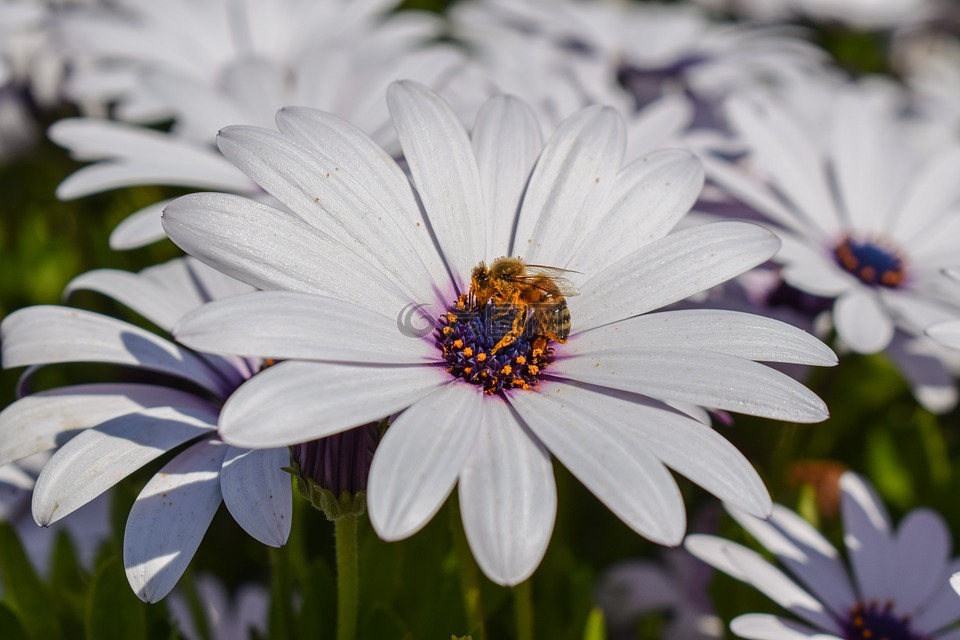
[436,294,553,394]
[834,236,906,288]
[839,600,930,640]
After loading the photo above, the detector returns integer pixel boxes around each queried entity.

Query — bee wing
[515,268,581,297]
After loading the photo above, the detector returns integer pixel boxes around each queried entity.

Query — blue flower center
[834,237,906,288]
[436,294,553,394]
[839,601,930,640]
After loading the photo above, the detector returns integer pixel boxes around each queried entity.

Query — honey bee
[470,257,580,354]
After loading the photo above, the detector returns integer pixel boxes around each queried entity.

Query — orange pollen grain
[452,339,463,348]
[860,266,877,281]
[462,347,473,357]
[515,355,527,365]
[476,352,487,362]
[500,365,513,375]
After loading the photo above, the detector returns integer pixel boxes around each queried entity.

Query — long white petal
[387,80,484,287]
[555,347,828,423]
[471,95,543,259]
[892,509,952,615]
[162,193,415,316]
[510,385,685,543]
[368,385,482,540]
[109,199,172,250]
[570,221,780,332]
[730,614,839,640]
[174,291,435,363]
[727,505,856,616]
[274,106,449,281]
[2,306,232,398]
[685,535,839,632]
[217,118,442,297]
[571,149,704,274]
[124,438,227,603]
[459,399,556,586]
[571,309,836,366]
[220,361,449,448]
[512,105,625,266]
[32,408,217,525]
[220,447,292,547]
[0,383,217,466]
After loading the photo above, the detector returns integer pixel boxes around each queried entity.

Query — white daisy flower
[0,257,303,603]
[161,81,833,585]
[703,87,960,358]
[686,471,960,640]
[49,0,463,249]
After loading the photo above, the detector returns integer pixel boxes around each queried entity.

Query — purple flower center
[839,601,930,640]
[834,237,906,288]
[436,294,553,394]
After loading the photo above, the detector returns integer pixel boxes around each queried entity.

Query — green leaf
[360,604,412,640]
[0,522,61,640]
[0,602,29,640]
[85,556,147,640]
[582,608,607,640]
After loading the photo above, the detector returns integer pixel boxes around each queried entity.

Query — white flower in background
[452,0,825,125]
[0,257,296,603]
[48,0,463,249]
[695,0,938,29]
[703,87,960,358]
[168,574,267,640]
[686,472,960,640]
[162,81,833,585]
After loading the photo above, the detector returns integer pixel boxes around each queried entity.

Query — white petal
[623,92,693,158]
[32,408,217,525]
[161,193,414,316]
[840,472,894,602]
[65,267,187,332]
[893,145,960,243]
[458,399,556,586]
[833,290,894,354]
[728,505,856,616]
[926,321,960,350]
[368,385,482,540]
[571,221,780,332]
[273,106,447,282]
[730,614,839,640]
[555,347,828,423]
[215,124,445,301]
[781,255,855,298]
[887,335,958,414]
[387,80,484,287]
[471,95,543,259]
[220,361,449,448]
[570,149,705,274]
[175,291,435,363]
[725,95,839,238]
[0,383,217,467]
[512,384,689,543]
[829,92,890,235]
[512,105,625,266]
[124,438,227,603]
[571,309,837,366]
[700,154,809,238]
[110,199,172,250]
[685,535,838,632]
[220,447,291,548]
[2,306,232,398]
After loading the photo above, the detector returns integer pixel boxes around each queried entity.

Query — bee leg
[490,310,527,354]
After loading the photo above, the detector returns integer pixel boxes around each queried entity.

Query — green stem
[449,498,486,639]
[269,546,295,640]
[514,579,534,640]
[335,515,360,640]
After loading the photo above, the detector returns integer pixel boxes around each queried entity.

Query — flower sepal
[284,459,367,521]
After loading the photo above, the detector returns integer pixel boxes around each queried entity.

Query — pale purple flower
[687,472,960,640]
[162,81,832,585]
